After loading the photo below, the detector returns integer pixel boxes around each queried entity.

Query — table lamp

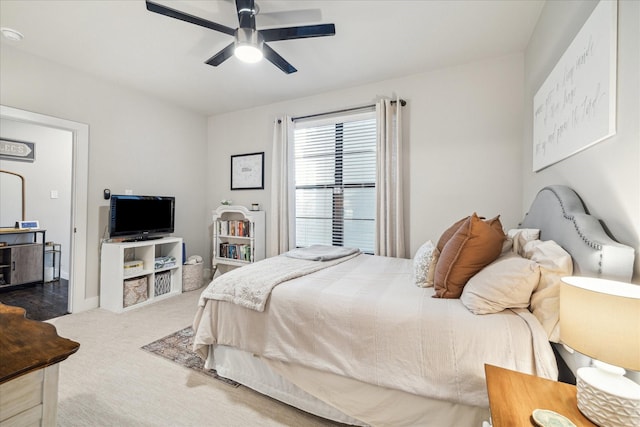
[560,276,640,427]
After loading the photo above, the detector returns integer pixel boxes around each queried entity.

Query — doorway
[0,105,89,315]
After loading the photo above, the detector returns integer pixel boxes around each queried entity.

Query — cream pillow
[502,228,541,254]
[521,239,573,342]
[461,253,541,314]
[413,240,438,287]
[511,228,541,255]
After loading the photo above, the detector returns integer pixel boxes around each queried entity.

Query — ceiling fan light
[235,44,263,63]
[234,27,264,64]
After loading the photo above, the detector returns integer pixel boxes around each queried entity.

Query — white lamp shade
[560,276,640,371]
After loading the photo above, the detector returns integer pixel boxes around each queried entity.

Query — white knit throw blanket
[285,245,360,261]
[199,252,360,312]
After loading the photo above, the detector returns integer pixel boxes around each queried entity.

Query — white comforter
[193,254,557,407]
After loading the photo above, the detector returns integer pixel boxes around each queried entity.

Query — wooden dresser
[0,304,79,426]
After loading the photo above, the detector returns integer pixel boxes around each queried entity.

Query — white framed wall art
[532,0,617,172]
[231,152,264,190]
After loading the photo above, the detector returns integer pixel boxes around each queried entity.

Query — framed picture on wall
[231,152,264,190]
[532,0,617,171]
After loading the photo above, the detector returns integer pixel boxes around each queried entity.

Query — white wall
[523,0,640,282]
[2,1,634,304]
[0,118,72,278]
[0,46,209,304]
[207,53,525,259]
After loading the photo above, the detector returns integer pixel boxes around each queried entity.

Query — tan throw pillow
[433,213,506,299]
[485,215,504,235]
[436,216,469,253]
[461,253,541,314]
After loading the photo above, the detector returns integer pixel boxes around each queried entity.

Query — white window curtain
[269,116,295,256]
[375,98,405,257]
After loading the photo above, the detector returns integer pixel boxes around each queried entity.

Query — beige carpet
[47,289,343,426]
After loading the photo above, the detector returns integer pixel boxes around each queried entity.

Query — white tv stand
[100,236,182,313]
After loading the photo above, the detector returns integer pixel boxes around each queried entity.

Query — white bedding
[198,251,360,311]
[213,345,489,427]
[193,254,557,408]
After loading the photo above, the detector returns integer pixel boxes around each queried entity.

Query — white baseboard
[71,296,99,313]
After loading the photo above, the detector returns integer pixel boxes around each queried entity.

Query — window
[293,110,376,253]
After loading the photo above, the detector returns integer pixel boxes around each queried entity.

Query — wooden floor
[0,279,69,321]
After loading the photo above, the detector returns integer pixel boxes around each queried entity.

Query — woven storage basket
[123,277,148,307]
[182,262,204,291]
[154,270,172,297]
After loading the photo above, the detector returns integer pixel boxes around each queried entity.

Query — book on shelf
[217,220,251,237]
[218,242,252,262]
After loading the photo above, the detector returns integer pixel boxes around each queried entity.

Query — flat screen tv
[109,195,175,240]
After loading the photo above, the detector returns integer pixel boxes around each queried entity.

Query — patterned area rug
[141,326,240,387]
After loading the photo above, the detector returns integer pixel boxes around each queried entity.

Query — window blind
[293,110,376,253]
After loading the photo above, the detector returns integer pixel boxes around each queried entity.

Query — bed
[192,185,635,426]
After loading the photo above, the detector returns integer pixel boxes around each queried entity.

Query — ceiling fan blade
[235,0,256,30]
[257,9,322,27]
[205,42,236,67]
[146,0,235,36]
[260,24,335,42]
[263,44,297,74]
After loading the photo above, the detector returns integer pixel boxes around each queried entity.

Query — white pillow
[521,239,573,342]
[512,228,541,255]
[413,240,438,288]
[461,253,541,314]
[508,228,540,239]
[502,228,540,254]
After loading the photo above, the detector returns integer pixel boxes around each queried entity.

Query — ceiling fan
[145,0,336,74]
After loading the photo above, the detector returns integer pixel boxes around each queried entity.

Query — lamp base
[576,366,640,427]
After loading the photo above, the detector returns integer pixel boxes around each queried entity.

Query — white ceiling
[0,0,545,116]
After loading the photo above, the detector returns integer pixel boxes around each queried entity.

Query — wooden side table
[485,364,596,427]
[0,303,79,426]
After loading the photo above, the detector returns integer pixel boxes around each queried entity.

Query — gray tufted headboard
[520,186,636,381]
[520,185,634,282]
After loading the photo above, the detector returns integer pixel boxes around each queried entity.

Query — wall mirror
[0,169,25,228]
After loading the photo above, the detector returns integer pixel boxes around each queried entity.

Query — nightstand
[485,364,596,427]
